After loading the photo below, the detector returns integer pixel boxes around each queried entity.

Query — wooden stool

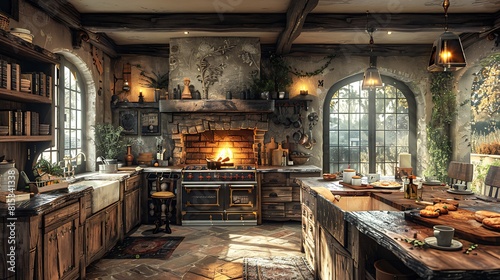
[151,191,175,234]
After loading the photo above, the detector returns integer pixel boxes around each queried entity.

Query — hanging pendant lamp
[362,20,383,90]
[427,0,467,72]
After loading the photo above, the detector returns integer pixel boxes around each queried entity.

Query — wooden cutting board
[271,143,289,166]
[339,182,373,190]
[405,208,500,245]
[265,137,277,165]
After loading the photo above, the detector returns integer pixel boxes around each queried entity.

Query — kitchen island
[297,177,500,280]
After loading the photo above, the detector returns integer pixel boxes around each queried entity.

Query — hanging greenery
[425,72,456,181]
[288,54,335,77]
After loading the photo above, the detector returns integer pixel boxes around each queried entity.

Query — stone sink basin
[69,180,120,214]
[333,196,398,211]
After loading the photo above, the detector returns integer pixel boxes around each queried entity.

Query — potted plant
[139,68,169,101]
[92,123,127,172]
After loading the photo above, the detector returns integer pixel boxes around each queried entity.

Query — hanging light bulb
[427,0,467,71]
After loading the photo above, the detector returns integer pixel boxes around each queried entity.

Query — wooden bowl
[290,155,310,165]
[323,173,337,181]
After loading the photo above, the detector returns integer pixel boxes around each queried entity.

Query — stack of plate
[39,124,50,135]
[10,28,34,43]
[0,126,8,136]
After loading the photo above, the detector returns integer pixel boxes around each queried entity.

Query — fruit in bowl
[323,173,337,181]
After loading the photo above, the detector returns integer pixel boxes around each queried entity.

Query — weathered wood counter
[297,177,500,280]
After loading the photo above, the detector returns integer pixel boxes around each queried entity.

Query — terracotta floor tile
[86,221,302,279]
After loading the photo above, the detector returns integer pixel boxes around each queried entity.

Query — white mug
[434,225,454,247]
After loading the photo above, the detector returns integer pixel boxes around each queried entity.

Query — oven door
[226,184,257,211]
[182,184,222,211]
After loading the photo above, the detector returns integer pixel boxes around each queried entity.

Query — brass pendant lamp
[362,15,382,90]
[427,0,467,72]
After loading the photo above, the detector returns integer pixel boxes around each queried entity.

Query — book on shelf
[11,63,20,92]
[23,110,31,136]
[0,110,15,135]
[39,72,46,97]
[14,110,23,136]
[0,60,7,89]
[20,74,32,93]
[5,63,11,90]
[46,75,52,99]
[21,72,39,95]
[31,111,39,136]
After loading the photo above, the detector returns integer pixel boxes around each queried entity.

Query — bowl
[323,173,337,181]
[290,155,310,165]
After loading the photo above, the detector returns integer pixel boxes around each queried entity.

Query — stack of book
[0,58,52,98]
[0,110,40,136]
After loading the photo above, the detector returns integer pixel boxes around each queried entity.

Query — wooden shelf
[0,88,52,104]
[0,135,53,143]
[0,29,58,64]
[111,102,159,109]
[159,99,275,113]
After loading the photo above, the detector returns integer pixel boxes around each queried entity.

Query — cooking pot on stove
[206,157,231,170]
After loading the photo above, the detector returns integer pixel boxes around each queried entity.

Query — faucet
[63,152,87,178]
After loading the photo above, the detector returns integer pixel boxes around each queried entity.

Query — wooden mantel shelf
[159,99,275,113]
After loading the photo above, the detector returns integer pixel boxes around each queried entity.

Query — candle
[399,153,411,168]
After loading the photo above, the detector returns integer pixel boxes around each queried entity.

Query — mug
[433,225,454,247]
[453,183,466,191]
[368,173,380,183]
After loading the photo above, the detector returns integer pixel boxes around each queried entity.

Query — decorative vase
[125,145,134,166]
[181,77,192,99]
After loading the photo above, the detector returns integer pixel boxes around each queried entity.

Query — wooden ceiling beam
[276,0,319,55]
[79,12,495,34]
[262,44,432,57]
[115,44,170,57]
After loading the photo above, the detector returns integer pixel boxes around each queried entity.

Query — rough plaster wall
[169,37,260,99]
[453,39,500,163]
[284,55,430,174]
[13,0,110,170]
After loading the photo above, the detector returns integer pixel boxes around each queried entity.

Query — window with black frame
[323,74,417,176]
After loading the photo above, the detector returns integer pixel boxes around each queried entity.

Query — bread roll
[433,203,449,214]
[420,206,440,218]
[474,210,500,223]
[483,217,500,230]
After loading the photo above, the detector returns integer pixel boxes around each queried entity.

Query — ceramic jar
[343,169,356,184]
[351,175,362,186]
[0,161,19,192]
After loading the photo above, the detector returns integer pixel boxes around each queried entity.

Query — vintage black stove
[181,165,258,225]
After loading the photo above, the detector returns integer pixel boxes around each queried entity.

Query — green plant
[251,53,293,94]
[92,123,127,160]
[33,158,64,179]
[425,72,456,182]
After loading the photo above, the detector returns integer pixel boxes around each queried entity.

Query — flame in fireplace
[216,147,233,161]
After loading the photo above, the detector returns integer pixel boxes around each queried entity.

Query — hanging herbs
[288,54,335,77]
[425,72,456,182]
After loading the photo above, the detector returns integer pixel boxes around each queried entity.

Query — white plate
[424,237,463,251]
[370,181,402,189]
[447,189,474,195]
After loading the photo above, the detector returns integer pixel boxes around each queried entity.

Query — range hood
[159,100,275,113]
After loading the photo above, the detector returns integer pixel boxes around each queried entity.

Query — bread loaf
[482,217,500,230]
[474,210,500,223]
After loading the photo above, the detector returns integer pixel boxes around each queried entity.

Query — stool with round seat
[151,191,175,234]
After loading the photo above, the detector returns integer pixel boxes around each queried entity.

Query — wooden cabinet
[260,171,319,222]
[43,202,80,280]
[123,174,141,234]
[301,184,317,278]
[85,202,120,265]
[0,30,57,174]
[318,226,353,280]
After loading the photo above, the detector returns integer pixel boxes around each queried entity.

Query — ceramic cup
[368,173,380,183]
[433,225,454,247]
[453,183,467,191]
[343,169,356,184]
[351,176,361,186]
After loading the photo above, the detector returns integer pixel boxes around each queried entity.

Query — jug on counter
[0,160,19,192]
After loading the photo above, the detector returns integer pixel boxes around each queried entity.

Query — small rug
[244,256,314,280]
[104,236,184,259]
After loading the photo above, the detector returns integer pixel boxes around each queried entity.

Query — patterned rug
[104,236,184,259]
[244,256,314,280]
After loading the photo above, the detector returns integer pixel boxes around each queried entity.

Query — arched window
[38,57,85,172]
[323,73,417,175]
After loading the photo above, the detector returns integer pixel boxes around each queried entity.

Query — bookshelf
[0,29,57,177]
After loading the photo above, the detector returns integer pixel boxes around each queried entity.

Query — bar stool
[151,174,176,234]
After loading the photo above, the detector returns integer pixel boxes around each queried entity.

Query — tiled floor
[86,221,303,279]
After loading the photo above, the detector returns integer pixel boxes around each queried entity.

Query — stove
[181,165,258,225]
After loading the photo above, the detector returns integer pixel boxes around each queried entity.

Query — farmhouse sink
[69,180,120,214]
[332,196,398,212]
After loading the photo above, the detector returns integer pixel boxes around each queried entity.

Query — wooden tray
[405,208,500,245]
[339,182,373,190]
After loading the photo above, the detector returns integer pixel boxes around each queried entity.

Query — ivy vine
[425,72,456,181]
[288,54,335,77]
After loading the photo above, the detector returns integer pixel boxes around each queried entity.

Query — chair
[484,165,500,199]
[151,175,176,234]
[447,161,473,186]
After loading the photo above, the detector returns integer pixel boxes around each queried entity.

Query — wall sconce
[427,0,466,71]
[300,89,309,95]
[112,63,132,95]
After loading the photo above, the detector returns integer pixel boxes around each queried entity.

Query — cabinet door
[318,228,333,280]
[105,202,120,251]
[124,188,141,234]
[44,218,79,280]
[85,211,105,265]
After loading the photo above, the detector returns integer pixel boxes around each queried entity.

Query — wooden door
[85,211,105,265]
[44,218,79,280]
[105,202,120,251]
[124,188,141,234]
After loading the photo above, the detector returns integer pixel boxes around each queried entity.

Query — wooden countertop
[297,177,500,279]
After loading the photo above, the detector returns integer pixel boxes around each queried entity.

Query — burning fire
[216,147,233,161]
